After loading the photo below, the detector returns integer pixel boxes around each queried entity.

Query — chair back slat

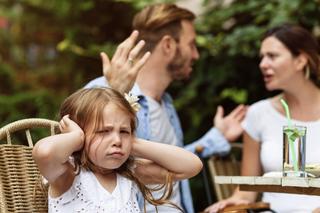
[6,130,11,145]
[208,143,242,201]
[0,118,59,213]
[26,129,33,147]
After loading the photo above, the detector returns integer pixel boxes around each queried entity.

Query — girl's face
[259,36,303,91]
[85,102,133,170]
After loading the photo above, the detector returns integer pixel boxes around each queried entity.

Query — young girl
[32,87,202,212]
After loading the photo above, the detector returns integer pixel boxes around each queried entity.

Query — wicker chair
[0,118,59,213]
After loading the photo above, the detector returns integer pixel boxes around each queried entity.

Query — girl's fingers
[63,115,70,124]
[59,119,66,131]
[60,115,70,130]
[59,123,64,132]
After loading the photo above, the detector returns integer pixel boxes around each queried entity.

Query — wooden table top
[214,175,320,195]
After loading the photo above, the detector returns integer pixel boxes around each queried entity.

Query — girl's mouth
[109,152,124,158]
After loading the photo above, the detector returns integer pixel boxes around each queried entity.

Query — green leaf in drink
[283,126,304,172]
[284,127,305,142]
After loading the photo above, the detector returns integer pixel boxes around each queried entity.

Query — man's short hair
[133,3,195,54]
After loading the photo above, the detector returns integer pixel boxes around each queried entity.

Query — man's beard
[167,47,190,80]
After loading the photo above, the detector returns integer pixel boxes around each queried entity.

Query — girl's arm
[32,115,84,184]
[204,131,261,212]
[132,138,203,184]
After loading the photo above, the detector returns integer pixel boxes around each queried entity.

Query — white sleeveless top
[48,170,140,213]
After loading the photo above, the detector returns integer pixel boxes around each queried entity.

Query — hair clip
[124,93,141,112]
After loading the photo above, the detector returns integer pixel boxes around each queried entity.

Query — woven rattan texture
[0,118,59,213]
[0,145,46,212]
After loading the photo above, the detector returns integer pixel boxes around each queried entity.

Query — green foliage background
[0,0,319,210]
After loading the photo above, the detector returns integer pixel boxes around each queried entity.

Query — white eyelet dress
[48,170,141,213]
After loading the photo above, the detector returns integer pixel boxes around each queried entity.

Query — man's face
[167,20,199,80]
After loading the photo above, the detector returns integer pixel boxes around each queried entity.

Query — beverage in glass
[283,125,307,177]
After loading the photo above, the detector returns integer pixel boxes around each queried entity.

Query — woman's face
[259,36,302,91]
[85,102,133,170]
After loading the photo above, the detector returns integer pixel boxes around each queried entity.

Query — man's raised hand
[102,30,150,94]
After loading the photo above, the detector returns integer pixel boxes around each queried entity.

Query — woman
[205,24,320,212]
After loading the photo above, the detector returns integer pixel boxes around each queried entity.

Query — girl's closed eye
[120,128,131,135]
[96,128,112,134]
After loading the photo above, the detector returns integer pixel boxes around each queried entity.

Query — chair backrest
[207,143,242,201]
[0,118,59,213]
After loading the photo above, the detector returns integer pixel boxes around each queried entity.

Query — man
[86,3,246,213]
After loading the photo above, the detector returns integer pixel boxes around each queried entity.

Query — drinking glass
[283,125,307,177]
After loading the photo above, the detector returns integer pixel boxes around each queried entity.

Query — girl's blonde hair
[58,87,183,212]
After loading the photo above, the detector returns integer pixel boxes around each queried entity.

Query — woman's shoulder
[249,98,271,108]
[243,98,277,127]
[247,98,273,115]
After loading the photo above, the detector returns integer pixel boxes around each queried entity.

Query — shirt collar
[130,83,143,97]
[131,83,173,104]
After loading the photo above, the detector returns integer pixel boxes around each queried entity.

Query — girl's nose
[112,133,121,146]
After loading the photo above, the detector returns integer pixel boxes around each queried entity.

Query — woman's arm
[132,138,203,184]
[204,131,262,213]
[32,115,84,183]
[231,131,262,200]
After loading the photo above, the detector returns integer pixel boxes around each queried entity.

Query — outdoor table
[214,175,320,196]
